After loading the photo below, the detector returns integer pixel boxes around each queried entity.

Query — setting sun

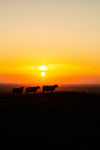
[41,72,46,77]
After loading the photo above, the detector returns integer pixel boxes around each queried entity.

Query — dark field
[0,92,100,146]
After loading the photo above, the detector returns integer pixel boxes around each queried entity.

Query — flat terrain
[0,92,100,145]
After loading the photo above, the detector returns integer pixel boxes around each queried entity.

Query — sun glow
[41,72,46,77]
[38,66,48,71]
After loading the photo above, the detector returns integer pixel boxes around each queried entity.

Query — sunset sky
[0,0,100,84]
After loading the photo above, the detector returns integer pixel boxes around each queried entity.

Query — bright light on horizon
[38,66,48,71]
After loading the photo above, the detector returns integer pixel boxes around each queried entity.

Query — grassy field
[0,92,100,146]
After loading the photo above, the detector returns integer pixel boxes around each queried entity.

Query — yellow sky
[0,0,100,84]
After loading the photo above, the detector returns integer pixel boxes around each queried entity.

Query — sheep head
[54,85,58,88]
[36,86,40,89]
[21,87,24,89]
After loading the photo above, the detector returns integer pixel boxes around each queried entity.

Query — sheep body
[43,85,58,93]
[26,86,40,94]
[12,87,24,94]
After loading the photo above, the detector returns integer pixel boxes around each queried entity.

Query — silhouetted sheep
[43,85,58,93]
[26,86,40,94]
[12,87,24,94]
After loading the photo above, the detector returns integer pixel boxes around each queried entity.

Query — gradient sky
[0,0,100,84]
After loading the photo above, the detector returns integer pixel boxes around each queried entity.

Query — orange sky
[0,0,100,84]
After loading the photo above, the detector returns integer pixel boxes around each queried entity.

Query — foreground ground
[0,92,100,146]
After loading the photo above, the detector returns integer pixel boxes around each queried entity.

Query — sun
[41,72,46,76]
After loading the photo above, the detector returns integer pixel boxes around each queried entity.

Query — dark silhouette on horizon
[12,85,59,95]
[26,86,40,94]
[42,85,58,93]
[12,87,24,94]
